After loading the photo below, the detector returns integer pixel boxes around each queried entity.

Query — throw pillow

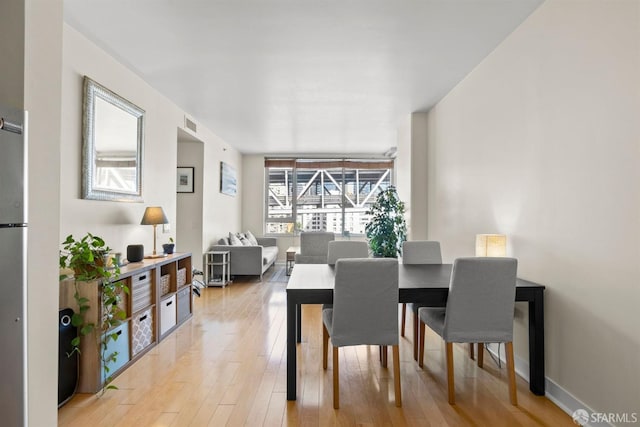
[245,230,259,246]
[239,235,251,246]
[228,232,242,246]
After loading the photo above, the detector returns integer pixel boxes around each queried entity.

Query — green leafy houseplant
[365,186,407,258]
[59,233,128,391]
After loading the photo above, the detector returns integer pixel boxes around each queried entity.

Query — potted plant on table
[59,233,128,392]
[365,186,407,258]
[162,237,175,254]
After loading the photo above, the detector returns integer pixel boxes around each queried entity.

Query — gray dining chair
[323,240,370,310]
[418,257,518,405]
[401,241,442,361]
[295,232,335,264]
[326,240,391,364]
[322,258,401,409]
[327,240,369,265]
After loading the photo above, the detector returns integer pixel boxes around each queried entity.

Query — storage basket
[131,272,152,313]
[177,286,191,324]
[160,274,170,296]
[177,268,187,288]
[131,308,154,356]
[160,295,177,336]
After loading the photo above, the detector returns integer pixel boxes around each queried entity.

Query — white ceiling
[64,0,543,155]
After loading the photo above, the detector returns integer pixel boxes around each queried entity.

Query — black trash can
[58,308,78,407]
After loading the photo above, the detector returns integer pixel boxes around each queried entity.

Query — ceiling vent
[184,116,197,133]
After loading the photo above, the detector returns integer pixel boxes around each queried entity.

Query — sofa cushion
[229,232,242,246]
[218,237,229,245]
[246,230,259,246]
[262,246,278,265]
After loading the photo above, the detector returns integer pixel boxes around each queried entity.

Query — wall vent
[185,116,197,133]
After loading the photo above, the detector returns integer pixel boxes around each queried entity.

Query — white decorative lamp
[141,206,169,258]
[475,234,507,257]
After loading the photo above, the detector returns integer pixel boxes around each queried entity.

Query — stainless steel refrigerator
[0,106,27,427]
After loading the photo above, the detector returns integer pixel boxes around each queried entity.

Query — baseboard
[484,344,615,427]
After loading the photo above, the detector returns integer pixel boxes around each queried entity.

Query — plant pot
[72,252,106,277]
[162,243,175,255]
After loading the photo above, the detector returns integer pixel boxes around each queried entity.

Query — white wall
[410,113,429,239]
[0,0,69,425]
[425,0,640,417]
[2,2,66,425]
[396,113,429,240]
[60,25,243,261]
[201,138,243,251]
[60,24,180,253]
[25,1,64,425]
[241,155,265,237]
[0,0,24,107]
[395,115,412,235]
[177,139,204,270]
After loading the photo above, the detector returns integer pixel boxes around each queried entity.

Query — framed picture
[220,161,237,196]
[176,167,194,193]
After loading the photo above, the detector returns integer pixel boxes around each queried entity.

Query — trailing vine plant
[364,186,407,258]
[100,275,128,390]
[59,233,129,392]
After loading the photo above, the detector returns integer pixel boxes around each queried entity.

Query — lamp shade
[140,206,169,225]
[475,234,507,257]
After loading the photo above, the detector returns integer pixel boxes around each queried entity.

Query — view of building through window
[95,161,137,192]
[265,159,393,235]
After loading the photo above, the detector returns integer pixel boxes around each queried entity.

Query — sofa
[210,235,278,280]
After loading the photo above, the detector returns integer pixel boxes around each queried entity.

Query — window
[264,159,393,235]
[95,155,137,192]
[266,166,295,234]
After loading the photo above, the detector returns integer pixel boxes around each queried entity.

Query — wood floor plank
[207,404,234,427]
[182,382,227,426]
[263,392,287,426]
[59,265,573,427]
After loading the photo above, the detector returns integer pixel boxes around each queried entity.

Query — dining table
[286,263,545,400]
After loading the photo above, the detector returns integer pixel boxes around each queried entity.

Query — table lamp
[475,234,507,257]
[141,206,169,258]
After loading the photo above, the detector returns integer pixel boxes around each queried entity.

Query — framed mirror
[82,76,144,202]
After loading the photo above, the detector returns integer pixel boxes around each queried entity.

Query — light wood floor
[59,265,572,426]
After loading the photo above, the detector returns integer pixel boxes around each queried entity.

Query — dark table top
[287,263,544,292]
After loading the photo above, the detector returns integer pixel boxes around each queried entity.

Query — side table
[203,251,231,287]
[286,246,299,276]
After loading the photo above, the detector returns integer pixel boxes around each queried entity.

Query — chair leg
[418,320,426,368]
[381,345,388,368]
[413,312,419,361]
[469,343,474,360]
[477,343,484,368]
[392,345,402,407]
[322,324,329,370]
[333,346,340,409]
[400,303,407,337]
[506,342,518,406]
[446,342,455,405]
